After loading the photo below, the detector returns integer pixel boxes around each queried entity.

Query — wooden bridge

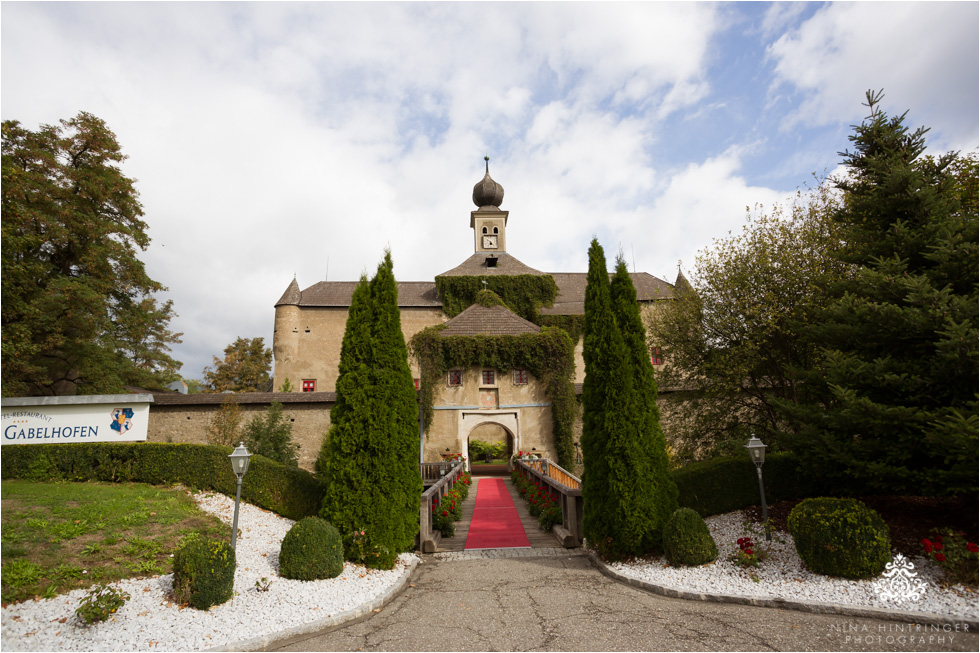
[417,458,583,553]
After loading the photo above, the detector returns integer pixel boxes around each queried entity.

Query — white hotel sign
[1,394,153,445]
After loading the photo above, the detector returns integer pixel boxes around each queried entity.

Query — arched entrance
[458,410,521,473]
[466,422,515,472]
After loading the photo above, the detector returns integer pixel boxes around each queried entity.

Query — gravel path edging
[205,555,420,652]
[586,550,979,631]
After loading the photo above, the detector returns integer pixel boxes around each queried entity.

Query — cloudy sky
[3,2,978,382]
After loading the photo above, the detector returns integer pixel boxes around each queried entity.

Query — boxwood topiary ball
[788,497,891,579]
[171,533,236,610]
[279,517,344,581]
[662,507,718,566]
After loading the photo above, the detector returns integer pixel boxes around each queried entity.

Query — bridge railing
[418,460,466,553]
[514,458,583,547]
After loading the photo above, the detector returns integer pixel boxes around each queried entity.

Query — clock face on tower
[482,235,498,249]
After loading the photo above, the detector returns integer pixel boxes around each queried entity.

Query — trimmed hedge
[0,443,326,521]
[672,452,822,517]
[670,452,881,518]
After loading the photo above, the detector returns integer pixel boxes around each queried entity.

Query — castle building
[272,162,680,466]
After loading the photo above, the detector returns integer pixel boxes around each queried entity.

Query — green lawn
[470,458,509,465]
[0,480,226,604]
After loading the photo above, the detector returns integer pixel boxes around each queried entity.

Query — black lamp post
[744,435,771,542]
[228,442,252,550]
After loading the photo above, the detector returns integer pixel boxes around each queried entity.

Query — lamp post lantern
[228,442,252,550]
[744,436,771,541]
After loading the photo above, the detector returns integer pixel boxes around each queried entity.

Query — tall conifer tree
[610,256,678,550]
[319,252,422,569]
[785,92,978,495]
[582,239,672,559]
[319,276,385,558]
[368,251,423,555]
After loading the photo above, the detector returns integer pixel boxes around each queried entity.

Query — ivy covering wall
[435,274,558,322]
[538,314,586,345]
[408,318,577,469]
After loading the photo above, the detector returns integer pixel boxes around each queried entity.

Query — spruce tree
[582,239,668,559]
[787,91,978,495]
[610,256,678,550]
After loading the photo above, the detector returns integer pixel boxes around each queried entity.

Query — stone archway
[458,410,520,472]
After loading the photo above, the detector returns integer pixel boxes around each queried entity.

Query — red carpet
[464,478,530,550]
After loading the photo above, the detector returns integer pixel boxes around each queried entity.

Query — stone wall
[148,392,335,471]
[273,305,445,393]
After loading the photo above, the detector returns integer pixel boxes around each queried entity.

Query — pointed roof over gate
[439,303,541,337]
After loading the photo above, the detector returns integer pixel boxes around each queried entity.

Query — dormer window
[486,256,498,268]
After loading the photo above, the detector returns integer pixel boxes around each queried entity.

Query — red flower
[933,542,943,552]
[441,510,448,517]
[935,553,946,563]
[744,549,753,556]
[737,538,745,545]
[968,543,978,553]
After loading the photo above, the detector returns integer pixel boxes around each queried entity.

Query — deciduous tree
[647,184,845,463]
[2,112,182,396]
[202,337,272,393]
[241,401,298,467]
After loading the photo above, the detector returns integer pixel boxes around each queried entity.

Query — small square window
[651,347,664,366]
[513,369,528,385]
[448,370,463,387]
[302,379,316,392]
[482,370,495,385]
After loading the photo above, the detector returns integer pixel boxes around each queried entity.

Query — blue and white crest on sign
[110,407,135,433]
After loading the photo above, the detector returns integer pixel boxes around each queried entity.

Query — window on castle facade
[651,347,664,365]
[513,369,528,385]
[302,379,316,392]
[482,370,495,385]
[448,370,463,387]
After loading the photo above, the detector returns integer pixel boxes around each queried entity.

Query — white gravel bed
[1,491,418,652]
[608,512,978,620]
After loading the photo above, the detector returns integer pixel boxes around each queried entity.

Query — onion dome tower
[471,157,509,254]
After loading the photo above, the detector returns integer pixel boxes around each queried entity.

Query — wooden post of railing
[417,460,464,553]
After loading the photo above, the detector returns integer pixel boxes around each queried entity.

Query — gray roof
[539,272,675,316]
[276,270,673,313]
[439,303,541,337]
[437,252,545,277]
[276,277,302,306]
[152,391,338,405]
[277,281,441,308]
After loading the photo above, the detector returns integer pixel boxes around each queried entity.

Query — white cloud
[767,2,980,152]
[3,2,973,382]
